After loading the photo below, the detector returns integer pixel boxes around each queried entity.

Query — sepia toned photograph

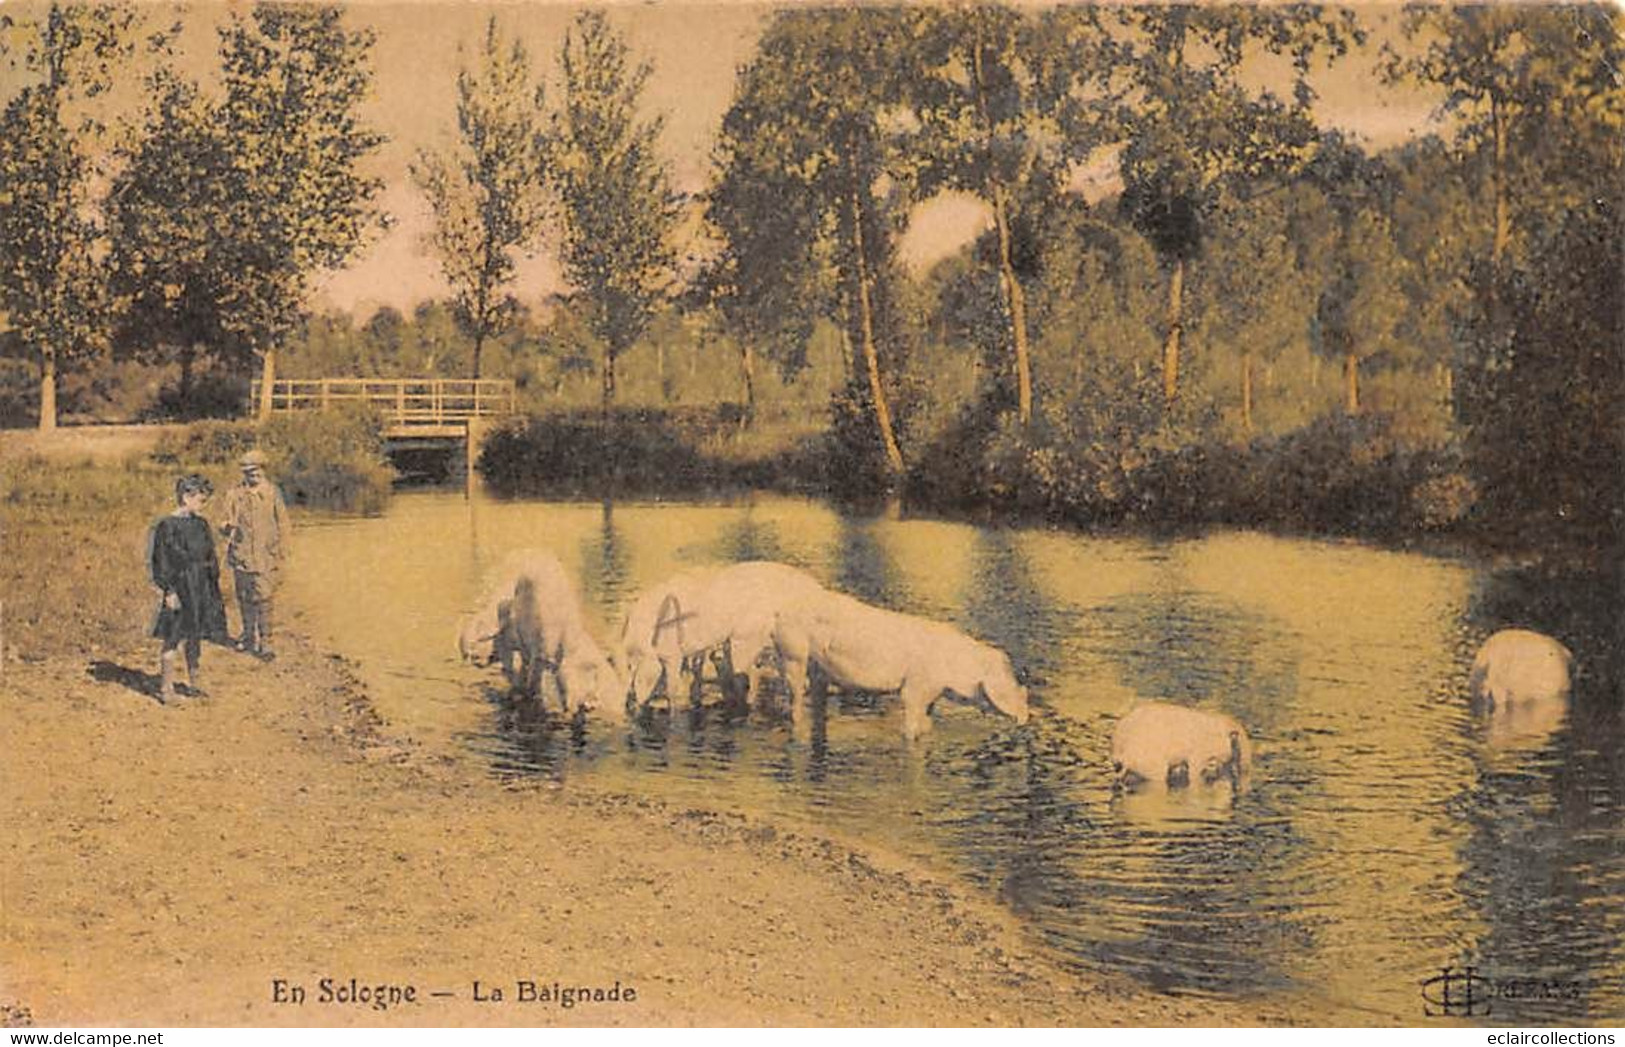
[1,0,1620,1029]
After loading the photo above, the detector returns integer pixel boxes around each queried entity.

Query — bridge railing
[250,378,516,427]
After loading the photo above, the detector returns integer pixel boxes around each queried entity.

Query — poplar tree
[412,17,548,380]
[1111,6,1362,408]
[550,11,679,415]
[215,3,384,419]
[0,3,141,430]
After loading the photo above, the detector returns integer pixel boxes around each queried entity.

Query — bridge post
[464,417,489,493]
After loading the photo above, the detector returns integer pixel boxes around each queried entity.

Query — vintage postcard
[1,0,1620,1030]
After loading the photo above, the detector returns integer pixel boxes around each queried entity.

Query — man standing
[220,449,289,660]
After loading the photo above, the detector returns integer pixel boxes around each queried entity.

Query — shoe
[255,648,276,663]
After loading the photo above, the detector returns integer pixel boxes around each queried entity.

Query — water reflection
[281,491,1625,1023]
[1455,563,1625,1024]
[578,499,634,618]
[832,512,906,609]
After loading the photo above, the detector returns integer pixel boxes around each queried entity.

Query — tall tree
[1395,6,1625,538]
[1196,184,1318,433]
[709,9,913,479]
[1384,135,1477,416]
[412,17,548,381]
[703,104,835,425]
[550,11,679,416]
[1312,208,1407,417]
[108,70,235,407]
[1383,6,1621,269]
[1297,136,1409,418]
[1385,5,1624,424]
[215,3,384,419]
[908,5,1115,427]
[0,3,142,430]
[1111,5,1363,407]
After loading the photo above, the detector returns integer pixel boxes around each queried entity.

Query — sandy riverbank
[0,618,1315,1027]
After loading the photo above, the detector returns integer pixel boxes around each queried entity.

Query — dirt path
[0,616,1311,1027]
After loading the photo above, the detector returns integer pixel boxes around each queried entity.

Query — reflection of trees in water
[933,709,1306,996]
[1453,563,1625,1023]
[1088,550,1297,738]
[832,513,906,608]
[713,500,790,565]
[964,529,1066,687]
[578,499,634,619]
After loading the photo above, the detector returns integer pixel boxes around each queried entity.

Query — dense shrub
[477,406,828,498]
[259,405,395,514]
[152,420,259,466]
[907,394,1467,539]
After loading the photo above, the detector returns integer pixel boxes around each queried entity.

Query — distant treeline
[0,4,1619,549]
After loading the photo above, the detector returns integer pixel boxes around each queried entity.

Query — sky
[1,2,1452,320]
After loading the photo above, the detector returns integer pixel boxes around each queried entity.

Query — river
[280,488,1625,1025]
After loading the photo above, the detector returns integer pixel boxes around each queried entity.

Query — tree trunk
[658,340,670,403]
[1436,362,1454,413]
[970,35,1033,427]
[1344,353,1360,416]
[1241,351,1254,434]
[257,349,277,422]
[472,330,485,381]
[1162,256,1185,406]
[38,352,56,432]
[849,182,905,479]
[738,340,755,428]
[1491,92,1510,269]
[990,187,1033,426]
[838,321,856,384]
[179,345,196,404]
[601,345,616,420]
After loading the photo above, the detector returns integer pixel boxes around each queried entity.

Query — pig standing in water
[770,588,1030,738]
[618,561,829,713]
[1111,701,1252,792]
[1469,628,1573,708]
[457,549,621,715]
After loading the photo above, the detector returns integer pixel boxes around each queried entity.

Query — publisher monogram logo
[1421,966,1494,1018]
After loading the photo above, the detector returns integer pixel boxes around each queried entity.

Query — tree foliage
[412,17,548,379]
[108,70,235,403]
[708,9,915,480]
[215,3,385,412]
[0,2,145,429]
[1110,5,1363,406]
[550,11,679,413]
[906,6,1116,425]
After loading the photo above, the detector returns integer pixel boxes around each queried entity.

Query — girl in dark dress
[149,475,229,703]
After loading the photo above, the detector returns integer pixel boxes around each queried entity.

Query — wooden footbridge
[251,378,516,478]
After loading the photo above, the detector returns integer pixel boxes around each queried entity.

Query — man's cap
[240,449,269,468]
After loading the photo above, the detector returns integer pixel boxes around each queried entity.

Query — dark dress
[149,513,229,646]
